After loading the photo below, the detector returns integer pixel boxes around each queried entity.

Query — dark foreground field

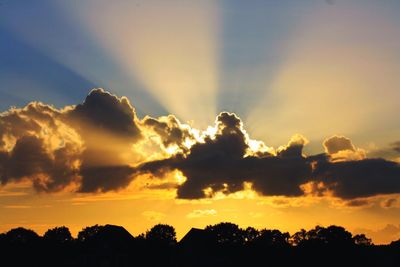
[0,223,399,267]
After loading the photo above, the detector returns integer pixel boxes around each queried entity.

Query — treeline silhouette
[0,223,399,267]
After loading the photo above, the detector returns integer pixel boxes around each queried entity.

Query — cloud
[66,88,141,141]
[1,89,400,202]
[345,199,371,207]
[381,198,397,208]
[79,165,135,193]
[323,135,365,161]
[142,114,194,153]
[248,212,264,218]
[65,89,144,192]
[186,209,217,218]
[392,141,400,154]
[312,158,400,199]
[136,114,400,201]
[3,205,31,209]
[0,89,143,193]
[0,135,80,192]
[354,224,400,244]
[158,148,398,202]
[365,142,400,162]
[0,99,80,192]
[138,113,316,199]
[323,136,355,154]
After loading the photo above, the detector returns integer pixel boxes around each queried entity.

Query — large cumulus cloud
[1,89,399,201]
[137,114,399,200]
[65,89,142,192]
[313,158,400,199]
[0,102,81,191]
[0,89,141,192]
[66,88,141,141]
[0,135,80,191]
[138,113,315,199]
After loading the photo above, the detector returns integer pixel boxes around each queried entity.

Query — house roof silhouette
[179,228,213,248]
[89,224,134,249]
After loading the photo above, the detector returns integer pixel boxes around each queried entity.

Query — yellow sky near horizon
[1,179,400,244]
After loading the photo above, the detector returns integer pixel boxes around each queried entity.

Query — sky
[1,0,400,244]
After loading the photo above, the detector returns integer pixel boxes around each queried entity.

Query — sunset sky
[1,0,400,244]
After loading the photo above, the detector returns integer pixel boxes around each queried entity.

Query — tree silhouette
[43,226,72,243]
[205,222,245,245]
[390,239,400,247]
[243,226,260,243]
[77,224,103,242]
[255,229,290,247]
[0,223,399,267]
[5,227,39,244]
[145,224,177,246]
[319,225,353,246]
[290,228,307,246]
[352,234,372,246]
[292,225,354,247]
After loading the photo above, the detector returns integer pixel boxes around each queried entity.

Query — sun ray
[69,0,220,128]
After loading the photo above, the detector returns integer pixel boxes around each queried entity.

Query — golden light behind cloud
[73,0,220,128]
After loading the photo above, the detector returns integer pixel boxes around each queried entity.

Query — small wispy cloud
[0,190,28,197]
[186,209,217,218]
[3,205,31,209]
[249,212,264,218]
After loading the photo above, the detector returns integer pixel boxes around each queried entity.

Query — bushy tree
[44,226,72,243]
[291,225,353,247]
[320,225,353,245]
[243,227,260,243]
[290,229,307,246]
[205,222,245,245]
[255,229,290,247]
[77,224,103,242]
[352,234,372,246]
[145,224,177,245]
[390,239,400,247]
[5,227,39,244]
